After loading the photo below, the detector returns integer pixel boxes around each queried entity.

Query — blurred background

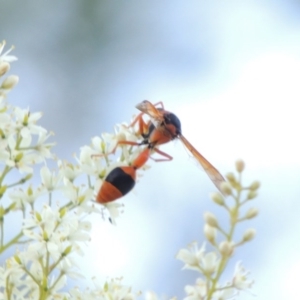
[1,0,300,299]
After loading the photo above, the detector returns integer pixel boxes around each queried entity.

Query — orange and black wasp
[96,102,179,203]
[96,101,225,203]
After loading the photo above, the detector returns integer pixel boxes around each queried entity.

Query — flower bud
[0,185,7,198]
[230,207,238,223]
[14,255,22,264]
[245,207,259,219]
[247,190,257,200]
[27,186,33,196]
[24,173,33,181]
[1,75,19,90]
[204,224,217,244]
[101,140,106,153]
[0,62,10,76]
[60,207,67,218]
[63,245,72,256]
[219,241,234,256]
[35,211,42,222]
[249,181,260,191]
[235,159,245,173]
[78,195,85,204]
[99,169,106,179]
[14,152,23,163]
[243,228,256,242]
[43,230,49,241]
[204,212,219,228]
[220,181,232,195]
[226,172,236,184]
[210,192,225,206]
[23,112,29,126]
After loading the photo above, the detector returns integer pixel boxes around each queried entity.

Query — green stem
[59,201,75,212]
[22,266,40,286]
[207,174,243,300]
[0,219,3,248]
[15,132,23,149]
[48,192,52,206]
[6,176,30,188]
[6,276,13,300]
[16,146,35,151]
[0,231,23,254]
[0,165,12,186]
[49,255,64,273]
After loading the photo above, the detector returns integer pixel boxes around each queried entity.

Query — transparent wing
[179,134,226,194]
[135,100,165,125]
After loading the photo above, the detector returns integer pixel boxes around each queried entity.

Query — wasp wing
[179,134,226,194]
[136,100,165,127]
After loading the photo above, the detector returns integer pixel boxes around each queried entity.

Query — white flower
[176,242,205,272]
[204,224,217,244]
[4,148,36,174]
[104,202,124,225]
[1,75,19,90]
[58,160,82,182]
[62,178,95,214]
[0,118,15,149]
[69,287,95,300]
[184,278,207,300]
[0,40,17,63]
[77,144,108,177]
[213,287,235,300]
[40,165,62,191]
[96,277,136,300]
[201,252,219,275]
[35,130,55,159]
[9,185,43,209]
[144,291,175,300]
[232,261,253,290]
[145,291,159,300]
[57,257,84,280]
[14,107,46,137]
[91,134,117,155]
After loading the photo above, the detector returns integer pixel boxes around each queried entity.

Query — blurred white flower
[9,185,43,209]
[1,75,19,90]
[62,178,96,214]
[201,252,219,276]
[40,165,62,191]
[232,261,253,290]
[176,242,205,272]
[91,134,117,155]
[0,40,17,63]
[104,201,124,225]
[184,278,207,300]
[14,107,46,138]
[77,144,108,177]
[98,278,135,300]
[58,160,82,182]
[4,150,37,174]
[69,287,94,300]
[213,287,235,300]
[35,130,55,159]
[145,291,159,300]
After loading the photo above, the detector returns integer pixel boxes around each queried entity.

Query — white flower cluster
[0,41,148,299]
[177,160,259,300]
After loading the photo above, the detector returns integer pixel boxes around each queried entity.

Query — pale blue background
[1,1,300,299]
